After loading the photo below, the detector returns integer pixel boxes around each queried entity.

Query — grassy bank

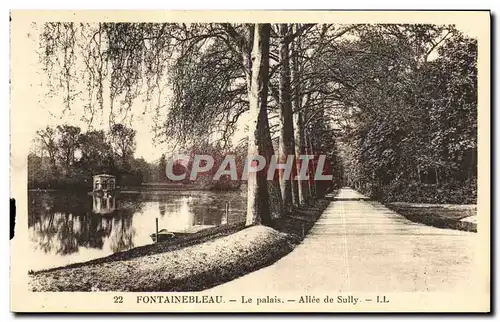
[272,199,331,237]
[29,226,299,292]
[386,203,477,233]
[29,197,332,291]
[31,222,247,274]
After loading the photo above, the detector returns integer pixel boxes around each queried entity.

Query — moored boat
[150,229,176,243]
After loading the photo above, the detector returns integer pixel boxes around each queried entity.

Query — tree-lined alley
[34,22,478,225]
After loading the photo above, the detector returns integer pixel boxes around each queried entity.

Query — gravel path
[210,188,478,293]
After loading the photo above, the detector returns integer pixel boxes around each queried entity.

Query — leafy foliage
[29,124,153,189]
[34,22,479,229]
[334,26,477,203]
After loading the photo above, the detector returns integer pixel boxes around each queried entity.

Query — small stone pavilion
[92,174,116,192]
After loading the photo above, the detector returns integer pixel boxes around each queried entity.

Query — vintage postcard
[10,10,490,313]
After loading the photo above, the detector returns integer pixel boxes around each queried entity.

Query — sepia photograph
[9,10,490,312]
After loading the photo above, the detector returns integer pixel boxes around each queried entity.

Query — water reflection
[28,190,246,270]
[92,196,116,215]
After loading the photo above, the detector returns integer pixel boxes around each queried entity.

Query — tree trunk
[257,24,283,221]
[245,24,273,226]
[258,96,283,221]
[302,128,312,202]
[305,127,316,200]
[48,151,57,173]
[278,24,298,213]
[293,107,309,204]
[290,28,309,205]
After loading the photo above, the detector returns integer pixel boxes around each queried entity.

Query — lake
[28,190,247,271]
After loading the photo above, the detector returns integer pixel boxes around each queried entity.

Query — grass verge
[386,203,477,232]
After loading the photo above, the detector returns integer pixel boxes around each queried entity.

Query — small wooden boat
[150,229,175,243]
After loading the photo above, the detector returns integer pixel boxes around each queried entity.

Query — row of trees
[29,123,154,189]
[38,22,347,226]
[160,23,346,224]
[157,142,246,190]
[37,22,477,227]
[334,27,477,203]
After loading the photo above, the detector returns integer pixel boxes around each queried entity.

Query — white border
[3,1,498,321]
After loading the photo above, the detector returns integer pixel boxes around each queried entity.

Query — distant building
[92,174,116,191]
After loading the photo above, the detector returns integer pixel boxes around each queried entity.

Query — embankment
[30,226,299,292]
[29,198,332,291]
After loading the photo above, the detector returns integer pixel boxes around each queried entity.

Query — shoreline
[29,196,333,291]
[30,221,247,274]
[28,187,244,194]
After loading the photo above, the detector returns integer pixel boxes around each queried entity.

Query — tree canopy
[32,22,478,225]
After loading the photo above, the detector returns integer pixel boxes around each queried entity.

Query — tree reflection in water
[92,196,116,215]
[189,194,242,226]
[108,212,136,253]
[29,191,142,256]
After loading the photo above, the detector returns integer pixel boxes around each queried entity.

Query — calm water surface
[28,190,246,271]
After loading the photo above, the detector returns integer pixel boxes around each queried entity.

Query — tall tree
[77,130,113,175]
[109,123,136,171]
[246,24,272,226]
[39,22,284,225]
[158,153,167,181]
[290,32,309,204]
[56,125,81,174]
[277,24,298,212]
[35,126,58,172]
